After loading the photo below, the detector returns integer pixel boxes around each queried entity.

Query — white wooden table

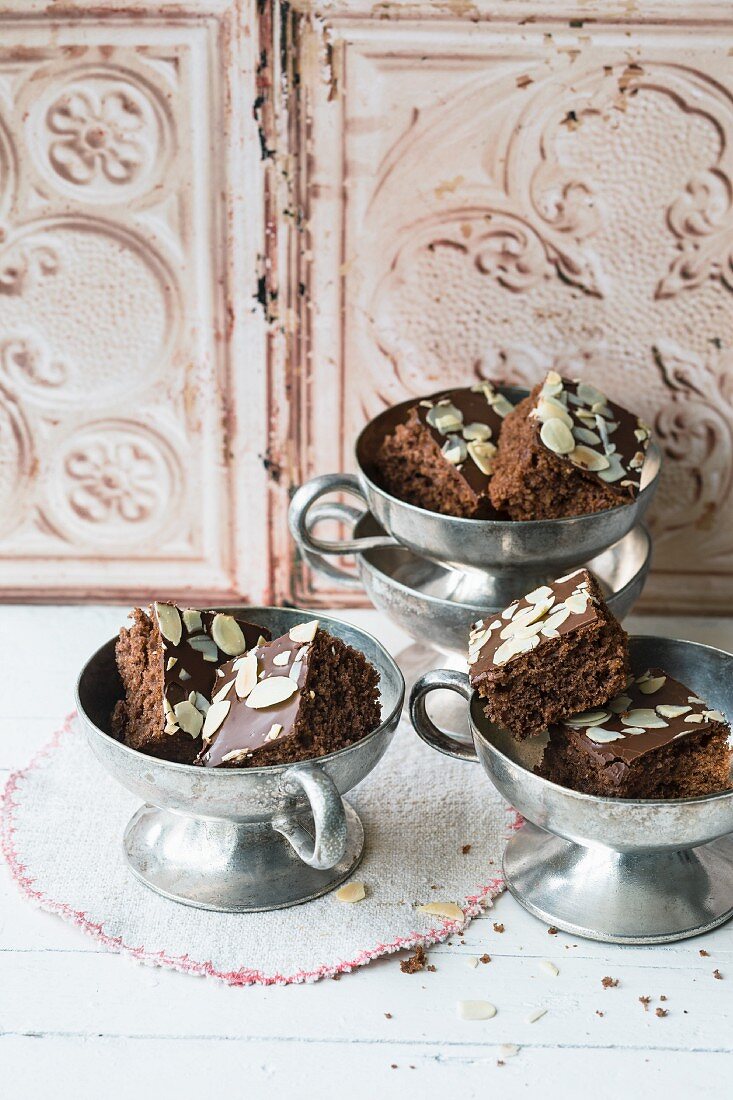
[2,605,732,1098]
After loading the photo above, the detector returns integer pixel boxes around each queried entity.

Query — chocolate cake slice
[112,603,270,764]
[468,569,629,739]
[538,669,732,798]
[197,619,381,768]
[489,371,652,520]
[374,381,515,517]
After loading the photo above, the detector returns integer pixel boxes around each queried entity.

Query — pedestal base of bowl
[123,802,365,913]
[503,822,733,944]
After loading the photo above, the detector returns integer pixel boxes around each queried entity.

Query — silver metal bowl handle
[273,766,348,870]
[289,473,397,556]
[410,669,479,762]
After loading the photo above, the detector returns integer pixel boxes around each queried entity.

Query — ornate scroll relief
[366,61,733,571]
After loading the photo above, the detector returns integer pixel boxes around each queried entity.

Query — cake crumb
[384,1012,392,1019]
[461,844,472,854]
[595,1010,604,1017]
[480,953,491,964]
[660,995,667,1001]
[426,964,437,972]
[700,949,710,957]
[400,945,426,974]
[656,1007,668,1018]
[493,922,505,933]
[639,996,651,1011]
[602,976,619,989]
[548,926,558,935]
[713,969,723,980]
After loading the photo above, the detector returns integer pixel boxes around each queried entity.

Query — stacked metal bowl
[289,386,661,652]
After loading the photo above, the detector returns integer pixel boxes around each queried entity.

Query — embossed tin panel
[275,1,733,613]
[0,1,269,601]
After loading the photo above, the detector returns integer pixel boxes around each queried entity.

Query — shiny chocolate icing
[198,620,320,767]
[559,668,728,766]
[469,568,599,677]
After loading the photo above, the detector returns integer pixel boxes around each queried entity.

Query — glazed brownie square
[112,603,270,764]
[539,669,732,799]
[468,569,629,740]
[489,371,651,520]
[375,381,514,518]
[198,619,381,768]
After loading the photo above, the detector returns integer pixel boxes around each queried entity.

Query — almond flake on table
[527,1007,547,1023]
[540,960,560,977]
[457,1000,497,1021]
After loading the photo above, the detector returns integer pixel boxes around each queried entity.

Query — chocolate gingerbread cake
[468,569,629,739]
[112,603,270,764]
[198,619,382,768]
[374,382,515,518]
[538,669,732,798]
[489,371,651,520]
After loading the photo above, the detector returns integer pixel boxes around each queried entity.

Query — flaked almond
[265,722,283,741]
[703,709,726,722]
[526,585,554,604]
[540,418,575,455]
[656,704,691,718]
[202,699,231,738]
[272,650,292,667]
[467,439,496,474]
[607,694,633,713]
[235,651,258,699]
[622,709,669,729]
[564,592,589,614]
[585,728,624,744]
[576,381,606,406]
[187,633,219,662]
[173,699,204,738]
[501,601,519,620]
[182,608,202,633]
[527,1007,547,1024]
[493,634,540,666]
[541,606,571,634]
[289,619,319,644]
[565,710,610,728]
[462,421,492,441]
[211,613,247,656]
[540,960,559,977]
[417,901,464,922]
[245,675,299,710]
[155,602,182,646]
[638,675,666,695]
[457,1000,496,1021]
[569,445,610,472]
[336,881,366,903]
[212,679,234,703]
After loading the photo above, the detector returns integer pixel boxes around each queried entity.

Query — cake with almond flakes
[468,569,629,740]
[112,606,382,768]
[374,381,515,518]
[489,371,651,520]
[538,669,732,798]
[112,603,270,764]
[197,619,382,768]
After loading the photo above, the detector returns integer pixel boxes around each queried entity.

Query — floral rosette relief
[361,60,733,575]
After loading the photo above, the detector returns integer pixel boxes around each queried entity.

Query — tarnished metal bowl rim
[75,605,405,777]
[355,385,662,530]
[357,514,651,616]
[470,633,733,809]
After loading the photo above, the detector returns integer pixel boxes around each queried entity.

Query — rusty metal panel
[275,1,733,612]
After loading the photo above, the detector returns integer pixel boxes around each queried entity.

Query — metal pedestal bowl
[296,505,651,654]
[410,636,733,944]
[76,608,404,913]
[289,384,661,593]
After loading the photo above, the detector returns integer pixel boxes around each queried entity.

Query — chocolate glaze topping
[412,382,515,496]
[558,668,728,765]
[198,620,320,767]
[469,568,599,676]
[153,602,270,740]
[530,372,651,500]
